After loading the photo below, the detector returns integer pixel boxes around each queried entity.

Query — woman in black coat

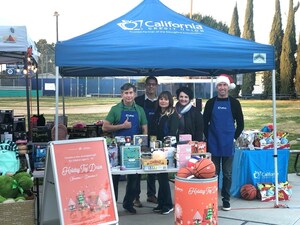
[150,91,179,215]
[175,86,204,141]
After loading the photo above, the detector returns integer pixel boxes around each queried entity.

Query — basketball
[194,158,215,179]
[240,184,257,200]
[176,167,194,178]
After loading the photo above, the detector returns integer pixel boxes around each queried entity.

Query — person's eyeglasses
[146,83,157,87]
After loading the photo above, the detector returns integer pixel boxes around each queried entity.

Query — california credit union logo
[117,19,204,33]
[253,170,275,180]
[118,20,143,30]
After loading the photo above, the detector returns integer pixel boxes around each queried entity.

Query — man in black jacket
[203,74,244,211]
[134,76,158,207]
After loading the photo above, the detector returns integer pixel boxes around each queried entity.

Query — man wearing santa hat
[203,74,244,211]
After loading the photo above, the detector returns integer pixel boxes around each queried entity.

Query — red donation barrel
[174,176,218,225]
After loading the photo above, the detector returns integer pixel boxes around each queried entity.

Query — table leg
[294,154,300,176]
[36,178,40,225]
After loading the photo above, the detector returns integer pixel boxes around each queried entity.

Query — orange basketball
[194,158,215,179]
[176,167,194,178]
[240,184,257,200]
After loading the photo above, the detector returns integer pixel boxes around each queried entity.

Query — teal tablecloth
[231,149,290,197]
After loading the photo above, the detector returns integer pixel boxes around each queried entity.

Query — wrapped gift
[257,182,292,202]
[238,127,290,150]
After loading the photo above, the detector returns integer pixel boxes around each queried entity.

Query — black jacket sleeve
[168,112,179,137]
[188,107,204,141]
[203,97,215,140]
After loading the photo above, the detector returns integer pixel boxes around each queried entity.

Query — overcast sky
[0,0,299,44]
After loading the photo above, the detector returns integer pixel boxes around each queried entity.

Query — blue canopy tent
[55,0,281,206]
[55,0,274,76]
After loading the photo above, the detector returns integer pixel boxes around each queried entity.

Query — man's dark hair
[145,76,158,85]
[121,83,136,92]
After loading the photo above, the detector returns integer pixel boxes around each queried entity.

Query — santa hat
[215,74,236,90]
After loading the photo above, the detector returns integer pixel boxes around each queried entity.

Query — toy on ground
[256,182,292,202]
[240,184,257,200]
[0,171,34,203]
[194,158,215,179]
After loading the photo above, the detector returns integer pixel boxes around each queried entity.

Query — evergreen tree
[263,0,284,98]
[241,0,256,95]
[229,3,241,98]
[279,0,298,96]
[295,33,300,96]
[187,14,229,33]
[229,3,241,37]
[36,39,55,74]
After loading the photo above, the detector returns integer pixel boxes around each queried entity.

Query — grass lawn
[1,96,299,172]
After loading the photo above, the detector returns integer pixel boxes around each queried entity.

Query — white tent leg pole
[272,69,279,206]
[210,76,214,98]
[62,76,65,124]
[55,66,59,140]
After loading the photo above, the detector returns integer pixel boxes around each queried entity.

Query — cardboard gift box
[120,145,141,169]
[175,153,191,169]
[32,126,51,142]
[175,144,192,165]
[188,141,207,154]
[176,144,192,154]
[86,125,99,138]
[176,159,190,169]
[179,134,192,143]
[133,134,148,147]
[175,153,191,161]
[67,127,87,139]
[0,200,35,225]
[0,110,13,124]
[142,158,167,171]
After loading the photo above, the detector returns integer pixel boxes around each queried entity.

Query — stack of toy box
[175,144,192,168]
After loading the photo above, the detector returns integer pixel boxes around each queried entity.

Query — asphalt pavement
[116,173,300,225]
